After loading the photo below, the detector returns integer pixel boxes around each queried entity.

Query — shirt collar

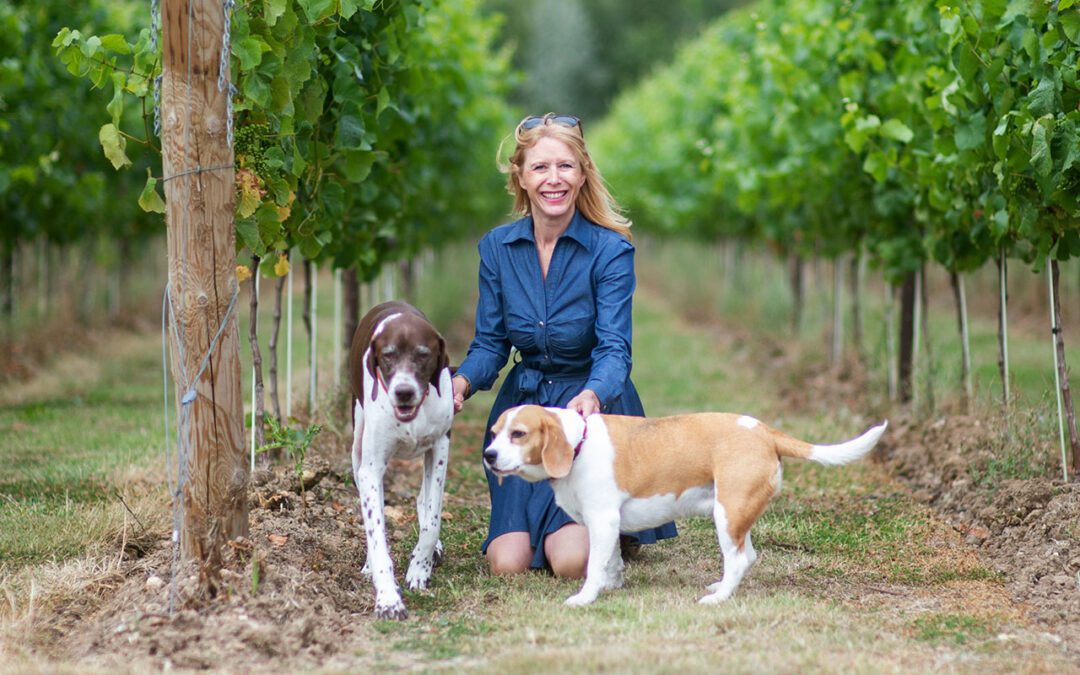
[500,210,593,252]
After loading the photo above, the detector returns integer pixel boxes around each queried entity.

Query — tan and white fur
[483,405,887,606]
[348,301,453,620]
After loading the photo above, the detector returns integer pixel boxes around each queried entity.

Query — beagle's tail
[809,421,888,465]
[775,421,888,465]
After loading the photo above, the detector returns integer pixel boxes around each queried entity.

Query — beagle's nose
[482,448,498,465]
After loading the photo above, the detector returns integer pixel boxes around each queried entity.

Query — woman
[451,113,677,577]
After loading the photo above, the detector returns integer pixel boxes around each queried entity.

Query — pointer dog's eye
[510,430,526,440]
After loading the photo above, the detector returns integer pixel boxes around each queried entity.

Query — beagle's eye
[509,430,526,440]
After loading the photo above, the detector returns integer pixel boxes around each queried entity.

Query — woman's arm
[582,240,636,410]
[454,235,511,399]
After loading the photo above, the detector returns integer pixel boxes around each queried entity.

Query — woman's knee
[545,524,589,579]
[547,547,587,579]
[486,533,532,576]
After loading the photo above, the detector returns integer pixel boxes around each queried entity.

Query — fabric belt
[513,361,590,399]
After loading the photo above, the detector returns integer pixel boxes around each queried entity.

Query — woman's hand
[567,389,601,417]
[451,375,470,414]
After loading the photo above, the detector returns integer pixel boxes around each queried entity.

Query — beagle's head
[482,405,580,482]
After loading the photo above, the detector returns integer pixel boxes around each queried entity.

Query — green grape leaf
[266,0,288,26]
[138,171,166,214]
[236,217,262,254]
[99,123,132,169]
[234,37,265,71]
[340,0,362,19]
[863,150,888,183]
[341,150,376,182]
[881,119,914,143]
[956,113,986,151]
[107,72,125,126]
[1027,76,1058,117]
[297,0,335,22]
[1031,117,1053,177]
[1061,8,1080,43]
[243,72,271,109]
[376,87,391,118]
[99,34,131,54]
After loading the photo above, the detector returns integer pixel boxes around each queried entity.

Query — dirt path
[2,285,1077,672]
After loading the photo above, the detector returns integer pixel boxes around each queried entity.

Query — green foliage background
[593,0,1080,281]
[50,0,515,280]
[1,2,157,259]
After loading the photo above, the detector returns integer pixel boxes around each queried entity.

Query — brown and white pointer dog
[483,405,887,606]
[348,301,453,620]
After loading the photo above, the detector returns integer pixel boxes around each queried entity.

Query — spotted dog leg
[406,432,449,590]
[353,407,407,620]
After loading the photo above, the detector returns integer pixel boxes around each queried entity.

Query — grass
[913,612,998,646]
[0,331,169,566]
[1,241,1076,671]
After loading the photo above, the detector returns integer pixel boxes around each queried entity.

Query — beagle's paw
[564,590,599,606]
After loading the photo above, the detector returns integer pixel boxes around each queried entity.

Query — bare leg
[486,531,533,576]
[544,523,589,579]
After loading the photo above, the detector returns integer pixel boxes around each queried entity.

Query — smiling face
[517,136,586,226]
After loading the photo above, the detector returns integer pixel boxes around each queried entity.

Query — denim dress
[455,210,678,569]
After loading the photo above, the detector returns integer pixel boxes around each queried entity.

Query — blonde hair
[498,119,633,240]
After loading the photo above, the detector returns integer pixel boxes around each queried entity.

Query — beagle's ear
[540,412,574,479]
[366,343,380,402]
[429,333,449,396]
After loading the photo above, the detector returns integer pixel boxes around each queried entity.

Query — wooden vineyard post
[286,250,294,418]
[830,254,844,369]
[997,250,1010,409]
[898,270,916,403]
[950,270,973,405]
[162,0,248,561]
[1048,257,1079,481]
[334,268,342,390]
[885,282,897,401]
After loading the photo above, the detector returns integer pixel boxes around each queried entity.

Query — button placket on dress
[540,237,572,386]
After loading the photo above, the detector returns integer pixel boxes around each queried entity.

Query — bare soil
[883,411,1080,643]
[771,348,1080,657]
[9,427,490,673]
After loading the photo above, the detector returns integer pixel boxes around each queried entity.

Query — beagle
[482,405,887,606]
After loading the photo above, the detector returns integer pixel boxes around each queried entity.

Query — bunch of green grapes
[234,122,272,182]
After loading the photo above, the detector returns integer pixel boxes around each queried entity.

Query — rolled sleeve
[456,235,511,394]
[584,241,635,407]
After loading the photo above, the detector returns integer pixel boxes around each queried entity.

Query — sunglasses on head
[517,114,583,134]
